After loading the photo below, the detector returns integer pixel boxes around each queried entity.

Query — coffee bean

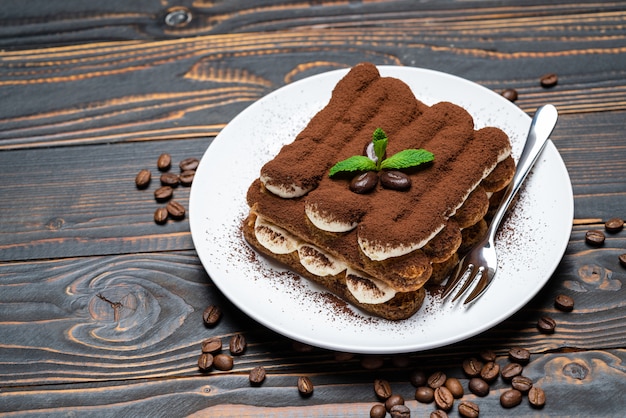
[160,172,179,187]
[501,362,523,381]
[390,404,410,418]
[333,352,355,362]
[605,217,624,233]
[374,379,392,400]
[157,153,171,171]
[292,341,314,353]
[213,353,234,371]
[201,336,222,354]
[501,88,518,102]
[585,230,605,247]
[528,386,546,408]
[135,169,152,189]
[154,186,173,202]
[370,404,386,418]
[540,73,558,88]
[229,333,246,355]
[427,371,447,389]
[458,400,480,418]
[479,349,497,363]
[380,170,411,190]
[297,376,314,396]
[500,388,522,408]
[619,253,626,268]
[249,365,266,385]
[166,200,185,219]
[385,394,405,412]
[434,386,454,411]
[391,355,411,368]
[430,411,448,418]
[537,316,557,334]
[462,357,483,377]
[508,347,530,364]
[197,352,213,371]
[480,361,500,382]
[444,377,463,398]
[179,157,199,171]
[361,355,384,370]
[511,375,533,393]
[202,305,222,326]
[468,378,489,397]
[179,170,195,186]
[409,369,427,387]
[415,386,434,403]
[154,207,169,224]
[350,171,378,194]
[555,294,574,311]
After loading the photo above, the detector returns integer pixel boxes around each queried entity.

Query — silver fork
[442,104,559,304]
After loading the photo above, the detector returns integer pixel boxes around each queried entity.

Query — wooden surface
[1,1,626,416]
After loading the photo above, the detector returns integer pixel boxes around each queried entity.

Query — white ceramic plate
[189,66,573,354]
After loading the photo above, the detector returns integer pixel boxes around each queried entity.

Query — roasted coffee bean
[427,371,447,389]
[480,361,500,382]
[385,394,405,412]
[201,336,222,354]
[292,341,314,353]
[462,357,483,377]
[619,253,626,268]
[297,376,314,396]
[391,355,411,368]
[154,186,173,202]
[166,200,185,219]
[361,355,384,370]
[501,362,523,381]
[528,386,546,408]
[434,386,454,411]
[508,347,530,364]
[444,377,463,398]
[370,404,386,418]
[202,305,222,326]
[380,170,411,190]
[585,229,605,247]
[179,157,199,171]
[555,294,575,311]
[500,389,523,408]
[390,404,410,418]
[160,172,179,187]
[350,171,378,194]
[333,352,355,362]
[409,369,427,387]
[229,333,246,355]
[197,353,213,371]
[415,386,434,403]
[154,207,169,224]
[430,411,448,418]
[179,170,195,186]
[157,153,171,171]
[373,379,392,400]
[605,217,624,233]
[249,365,266,385]
[501,88,518,102]
[135,169,152,189]
[468,378,489,397]
[537,316,557,334]
[479,349,497,363]
[458,400,480,418]
[213,353,234,371]
[511,375,534,393]
[540,73,558,88]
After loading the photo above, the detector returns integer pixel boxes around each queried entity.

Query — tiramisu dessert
[243,62,515,320]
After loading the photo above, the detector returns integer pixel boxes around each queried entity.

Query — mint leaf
[380,149,434,170]
[372,128,388,169]
[329,155,378,177]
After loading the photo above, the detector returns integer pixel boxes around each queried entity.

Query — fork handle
[487,104,559,241]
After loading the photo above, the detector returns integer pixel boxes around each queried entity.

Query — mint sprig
[329,128,434,177]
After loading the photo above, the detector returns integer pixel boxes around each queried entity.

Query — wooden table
[2,1,625,416]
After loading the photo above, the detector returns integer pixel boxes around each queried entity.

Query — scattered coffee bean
[605,217,624,233]
[160,172,179,187]
[540,73,558,88]
[430,411,448,418]
[297,376,314,396]
[479,349,497,363]
[444,377,464,398]
[619,253,626,268]
[154,186,173,202]
[427,371,447,389]
[292,341,314,353]
[500,388,523,408]
[213,353,234,371]
[391,355,411,368]
[585,230,605,247]
[201,336,222,354]
[202,305,222,326]
[462,357,483,377]
[166,200,185,219]
[179,157,199,171]
[333,352,355,362]
[468,378,489,397]
[480,361,500,382]
[434,386,454,411]
[370,403,386,418]
[380,170,411,190]
[458,400,480,418]
[410,369,427,387]
[135,169,152,189]
[179,170,195,186]
[229,333,246,355]
[249,366,266,385]
[528,386,546,408]
[361,355,384,370]
[537,315,557,334]
[157,153,172,171]
[374,379,392,400]
[555,294,575,311]
[508,347,531,364]
[511,375,534,393]
[501,362,523,381]
[350,171,378,194]
[154,207,169,224]
[197,352,213,371]
[415,386,434,403]
[501,88,518,102]
[390,404,410,418]
[385,394,405,411]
